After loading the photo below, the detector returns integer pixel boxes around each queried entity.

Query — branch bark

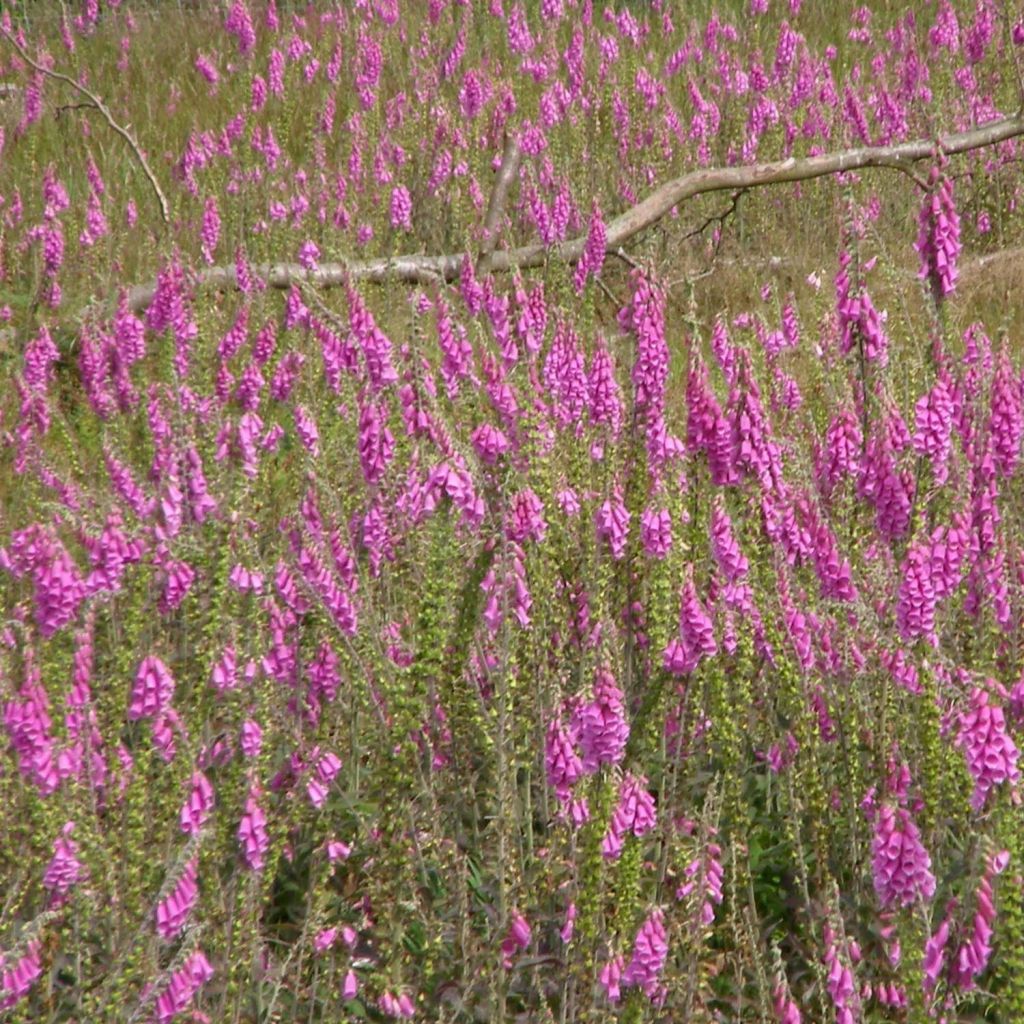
[0,28,171,227]
[476,131,522,276]
[120,114,1024,314]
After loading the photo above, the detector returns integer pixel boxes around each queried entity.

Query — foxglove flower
[958,686,1020,811]
[599,955,624,1004]
[871,805,936,908]
[588,339,624,436]
[238,784,269,871]
[622,908,668,1001]
[507,489,547,543]
[576,669,629,773]
[0,940,42,1011]
[501,912,532,968]
[153,950,214,1023]
[640,506,673,559]
[596,488,630,560]
[180,771,214,835]
[128,656,175,721]
[471,423,510,465]
[915,166,961,300]
[710,496,748,580]
[155,857,199,939]
[895,542,937,645]
[602,773,657,859]
[43,821,85,901]
[989,348,1023,477]
[545,718,582,801]
[573,200,607,292]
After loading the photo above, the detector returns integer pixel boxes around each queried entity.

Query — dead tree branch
[119,115,1024,314]
[0,27,170,226]
[477,131,522,276]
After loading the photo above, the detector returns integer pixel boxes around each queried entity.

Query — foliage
[1,2,1024,1022]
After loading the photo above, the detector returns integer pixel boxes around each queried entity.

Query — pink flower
[342,969,359,1000]
[871,805,936,908]
[640,507,673,559]
[596,488,630,559]
[507,489,547,543]
[238,784,269,871]
[180,771,215,835]
[154,950,214,1022]
[501,911,532,968]
[545,718,582,800]
[602,773,657,859]
[43,821,86,901]
[599,955,624,1003]
[622,908,668,1001]
[155,857,199,939]
[0,940,42,1010]
[390,185,413,231]
[128,655,175,720]
[575,669,629,773]
[958,686,1020,810]
[915,166,961,300]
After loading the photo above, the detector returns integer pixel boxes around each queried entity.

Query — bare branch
[679,189,747,243]
[0,27,170,227]
[476,131,522,276]
[116,114,1024,314]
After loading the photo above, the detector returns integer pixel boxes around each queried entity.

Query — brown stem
[0,27,171,226]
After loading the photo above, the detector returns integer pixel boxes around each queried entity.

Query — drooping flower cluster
[602,773,657,859]
[915,165,961,300]
[621,908,668,1003]
[871,804,936,908]
[957,686,1020,811]
[576,669,630,774]
[155,857,199,940]
[153,950,214,1023]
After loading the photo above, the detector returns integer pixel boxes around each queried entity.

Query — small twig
[0,26,170,226]
[477,130,522,276]
[609,247,644,271]
[873,156,931,191]
[594,276,623,309]
[55,101,98,118]
[679,188,747,243]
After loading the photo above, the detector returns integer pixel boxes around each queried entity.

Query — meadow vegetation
[2,1,1024,1021]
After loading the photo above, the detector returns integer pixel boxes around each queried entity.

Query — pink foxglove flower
[915,165,961,301]
[0,940,42,1011]
[640,507,673,559]
[545,718,582,801]
[501,911,532,968]
[602,773,657,859]
[622,908,668,1001]
[180,770,214,835]
[958,686,1020,811]
[238,784,269,870]
[871,805,936,908]
[596,488,630,559]
[43,821,85,901]
[155,857,199,939]
[128,655,175,720]
[153,950,214,1023]
[599,955,624,1004]
[576,669,629,773]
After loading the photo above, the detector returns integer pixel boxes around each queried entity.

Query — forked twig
[0,26,170,226]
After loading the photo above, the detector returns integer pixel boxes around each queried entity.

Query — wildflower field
[3,0,1024,1020]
